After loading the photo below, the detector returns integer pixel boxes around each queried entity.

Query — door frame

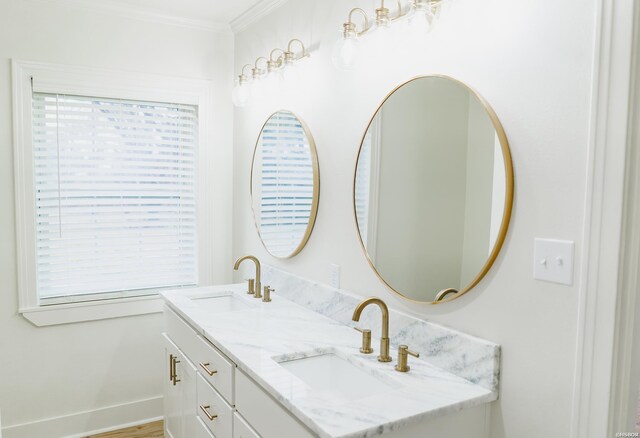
[571,0,639,436]
[608,0,640,432]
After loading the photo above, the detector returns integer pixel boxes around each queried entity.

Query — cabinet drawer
[195,335,235,404]
[197,374,233,438]
[236,370,315,438]
[233,412,260,438]
[165,306,200,361]
[195,416,216,438]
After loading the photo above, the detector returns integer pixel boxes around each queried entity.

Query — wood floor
[86,421,163,438]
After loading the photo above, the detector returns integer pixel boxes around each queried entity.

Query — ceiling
[39,0,271,29]
[112,0,264,24]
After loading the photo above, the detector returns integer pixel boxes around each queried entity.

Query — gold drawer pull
[200,405,218,421]
[199,362,218,376]
[170,354,181,385]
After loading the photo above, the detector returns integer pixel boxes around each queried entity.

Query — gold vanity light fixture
[332,0,447,70]
[232,38,310,107]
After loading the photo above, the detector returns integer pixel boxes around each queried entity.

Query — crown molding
[230,0,289,33]
[27,0,232,33]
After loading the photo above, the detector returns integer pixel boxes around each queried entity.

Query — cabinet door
[178,350,198,438]
[163,336,182,438]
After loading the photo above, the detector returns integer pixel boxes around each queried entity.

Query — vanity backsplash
[262,265,501,393]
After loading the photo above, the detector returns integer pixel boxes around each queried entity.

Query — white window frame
[12,60,216,326]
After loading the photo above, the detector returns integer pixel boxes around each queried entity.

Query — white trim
[11,60,217,326]
[27,0,231,33]
[0,396,162,438]
[570,0,636,437]
[20,295,164,327]
[610,2,640,433]
[230,0,289,34]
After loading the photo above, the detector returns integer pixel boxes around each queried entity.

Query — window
[32,93,198,304]
[12,60,222,326]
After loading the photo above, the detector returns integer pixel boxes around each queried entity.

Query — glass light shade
[332,35,359,71]
[407,8,433,37]
[232,81,251,107]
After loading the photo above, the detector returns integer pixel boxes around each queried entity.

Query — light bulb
[407,8,433,38]
[332,35,359,71]
[232,80,251,107]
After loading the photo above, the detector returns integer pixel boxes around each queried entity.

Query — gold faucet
[352,297,392,362]
[395,345,419,372]
[233,255,261,298]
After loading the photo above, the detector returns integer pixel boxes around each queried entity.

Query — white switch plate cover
[330,264,341,289]
[533,238,575,285]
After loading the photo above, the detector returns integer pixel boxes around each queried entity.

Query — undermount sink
[277,352,393,401]
[190,293,256,314]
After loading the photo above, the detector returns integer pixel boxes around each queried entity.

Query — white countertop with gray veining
[162,284,497,438]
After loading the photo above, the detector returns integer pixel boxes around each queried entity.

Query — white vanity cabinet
[163,303,492,438]
[164,306,313,438]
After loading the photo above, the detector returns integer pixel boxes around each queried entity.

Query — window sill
[19,295,165,327]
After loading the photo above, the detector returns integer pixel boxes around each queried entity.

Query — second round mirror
[354,76,513,303]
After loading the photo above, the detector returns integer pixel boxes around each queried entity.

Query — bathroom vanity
[161,271,500,438]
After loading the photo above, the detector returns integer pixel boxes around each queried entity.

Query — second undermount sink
[277,352,393,401]
[190,293,256,314]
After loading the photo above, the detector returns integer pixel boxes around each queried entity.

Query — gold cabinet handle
[171,356,181,385]
[200,405,218,421]
[199,362,218,376]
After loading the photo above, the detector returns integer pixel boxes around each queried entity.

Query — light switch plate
[533,238,575,285]
[330,264,341,289]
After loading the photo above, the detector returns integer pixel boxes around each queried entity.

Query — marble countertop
[162,285,497,438]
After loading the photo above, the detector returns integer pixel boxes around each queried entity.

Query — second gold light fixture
[232,38,309,107]
[332,0,448,70]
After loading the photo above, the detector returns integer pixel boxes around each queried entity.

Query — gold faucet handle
[395,345,419,372]
[246,278,255,295]
[263,286,274,302]
[354,327,373,354]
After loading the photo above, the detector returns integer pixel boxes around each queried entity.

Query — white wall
[0,0,233,435]
[232,1,595,437]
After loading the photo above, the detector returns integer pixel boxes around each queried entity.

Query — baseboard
[1,396,163,438]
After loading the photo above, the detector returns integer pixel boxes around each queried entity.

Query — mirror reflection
[251,110,319,258]
[354,76,513,303]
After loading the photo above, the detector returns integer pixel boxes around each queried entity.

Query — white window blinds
[32,93,198,303]
[258,112,314,257]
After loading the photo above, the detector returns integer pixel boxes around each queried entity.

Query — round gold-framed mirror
[251,110,320,258]
[353,75,514,304]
